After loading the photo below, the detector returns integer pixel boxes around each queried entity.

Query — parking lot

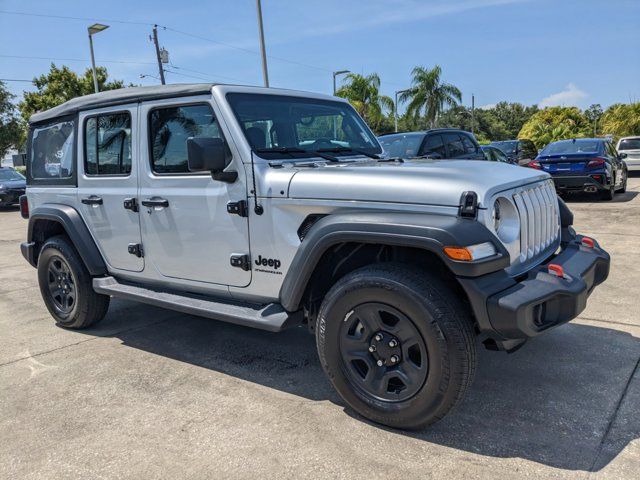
[1,178,638,479]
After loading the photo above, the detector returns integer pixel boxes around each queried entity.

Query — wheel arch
[26,204,107,276]
[279,212,509,312]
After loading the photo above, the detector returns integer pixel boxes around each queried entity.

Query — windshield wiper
[255,147,339,162]
[317,147,380,160]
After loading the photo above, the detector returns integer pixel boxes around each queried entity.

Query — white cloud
[538,83,588,108]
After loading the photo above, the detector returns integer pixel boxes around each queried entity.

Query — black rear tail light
[19,195,29,219]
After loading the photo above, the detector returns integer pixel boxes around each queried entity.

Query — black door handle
[141,197,169,208]
[81,196,103,205]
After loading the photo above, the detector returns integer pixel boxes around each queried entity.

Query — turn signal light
[526,160,542,170]
[443,247,473,261]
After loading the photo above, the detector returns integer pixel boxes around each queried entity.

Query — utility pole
[152,25,166,85]
[471,93,475,136]
[332,70,350,95]
[255,0,269,87]
[394,89,410,132]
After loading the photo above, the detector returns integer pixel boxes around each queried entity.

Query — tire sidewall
[317,271,460,428]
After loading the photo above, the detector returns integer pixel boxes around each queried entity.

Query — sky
[1,0,639,112]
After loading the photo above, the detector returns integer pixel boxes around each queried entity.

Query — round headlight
[491,197,519,243]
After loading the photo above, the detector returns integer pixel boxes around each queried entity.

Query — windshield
[619,138,640,151]
[226,93,381,159]
[378,133,424,157]
[490,141,518,155]
[541,140,600,155]
[0,169,25,181]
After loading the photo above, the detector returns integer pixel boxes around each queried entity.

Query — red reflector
[581,237,595,248]
[527,160,542,170]
[19,195,29,219]
[548,264,564,277]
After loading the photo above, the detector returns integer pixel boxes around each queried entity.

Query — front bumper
[550,175,609,192]
[459,231,610,350]
[0,188,26,205]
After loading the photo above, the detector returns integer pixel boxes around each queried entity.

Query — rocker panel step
[92,276,299,332]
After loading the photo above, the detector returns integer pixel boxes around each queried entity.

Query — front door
[138,97,251,287]
[77,105,143,272]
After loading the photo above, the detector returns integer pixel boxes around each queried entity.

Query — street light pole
[332,70,350,95]
[394,89,410,132]
[255,0,269,87]
[471,93,475,136]
[87,23,109,94]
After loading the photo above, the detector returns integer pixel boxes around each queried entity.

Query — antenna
[250,150,263,215]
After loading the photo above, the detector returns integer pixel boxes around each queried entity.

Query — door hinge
[230,254,250,271]
[123,197,139,212]
[128,243,144,258]
[227,200,248,217]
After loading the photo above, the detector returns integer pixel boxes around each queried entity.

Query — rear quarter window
[29,119,75,182]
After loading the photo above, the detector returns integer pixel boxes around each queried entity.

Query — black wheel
[316,264,476,430]
[600,181,614,200]
[37,235,109,329]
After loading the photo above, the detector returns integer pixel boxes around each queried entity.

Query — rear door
[77,105,143,272]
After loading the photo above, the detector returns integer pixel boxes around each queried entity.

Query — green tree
[400,65,461,128]
[518,107,591,149]
[18,64,125,123]
[600,103,640,138]
[335,73,394,132]
[0,81,23,157]
[584,103,603,136]
[491,102,538,139]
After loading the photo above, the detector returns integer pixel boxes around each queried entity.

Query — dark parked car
[527,138,628,200]
[481,145,514,164]
[0,167,26,207]
[490,139,537,165]
[378,129,485,160]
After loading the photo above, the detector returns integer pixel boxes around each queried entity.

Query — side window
[443,133,465,158]
[149,104,222,174]
[460,134,479,155]
[84,112,132,175]
[421,134,446,157]
[30,120,75,179]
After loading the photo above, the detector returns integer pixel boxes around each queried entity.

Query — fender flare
[26,204,107,276]
[279,212,509,312]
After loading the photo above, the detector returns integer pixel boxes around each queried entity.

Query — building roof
[29,83,216,125]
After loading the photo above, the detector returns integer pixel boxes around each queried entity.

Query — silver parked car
[617,136,640,171]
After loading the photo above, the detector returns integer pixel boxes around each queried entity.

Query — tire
[316,263,477,430]
[600,182,614,200]
[37,235,110,329]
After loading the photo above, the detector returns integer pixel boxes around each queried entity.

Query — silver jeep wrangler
[20,84,610,429]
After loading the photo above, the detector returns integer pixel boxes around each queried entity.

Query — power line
[0,10,152,26]
[0,54,156,66]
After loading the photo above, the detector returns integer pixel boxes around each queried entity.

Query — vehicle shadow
[85,299,640,473]
[563,190,638,203]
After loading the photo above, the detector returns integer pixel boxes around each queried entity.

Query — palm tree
[336,73,394,127]
[400,66,462,128]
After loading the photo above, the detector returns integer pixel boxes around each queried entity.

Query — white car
[617,136,640,171]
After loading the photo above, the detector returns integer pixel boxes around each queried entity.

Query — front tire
[316,264,477,430]
[37,235,110,329]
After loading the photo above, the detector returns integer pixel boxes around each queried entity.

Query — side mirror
[187,137,236,182]
[620,152,628,159]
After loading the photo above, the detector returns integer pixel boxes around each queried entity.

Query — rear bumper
[459,230,610,350]
[550,175,609,192]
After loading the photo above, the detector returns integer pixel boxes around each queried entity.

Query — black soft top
[29,83,216,125]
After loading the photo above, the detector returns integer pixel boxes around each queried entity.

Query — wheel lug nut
[388,340,398,348]
[374,334,383,341]
[376,359,384,367]
[368,345,376,353]
[390,355,399,364]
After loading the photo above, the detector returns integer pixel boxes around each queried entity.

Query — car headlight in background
[491,197,520,243]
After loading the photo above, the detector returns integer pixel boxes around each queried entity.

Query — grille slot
[512,180,559,263]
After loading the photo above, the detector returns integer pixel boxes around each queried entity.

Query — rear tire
[37,235,110,329]
[600,183,614,200]
[316,263,476,430]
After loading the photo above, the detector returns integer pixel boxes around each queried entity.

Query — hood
[287,159,549,208]
[0,179,26,189]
